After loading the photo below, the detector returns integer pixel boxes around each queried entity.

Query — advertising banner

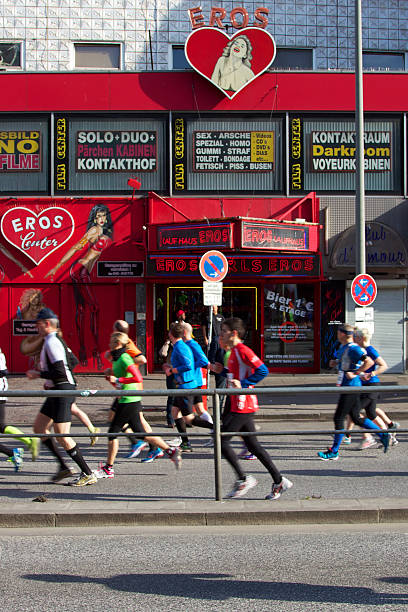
[192,130,274,172]
[263,284,315,368]
[0,198,145,373]
[289,116,401,193]
[54,116,167,194]
[172,115,283,194]
[0,118,49,193]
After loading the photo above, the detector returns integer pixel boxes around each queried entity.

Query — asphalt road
[0,524,407,611]
[0,421,406,504]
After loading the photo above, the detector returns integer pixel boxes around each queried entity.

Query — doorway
[153,284,258,366]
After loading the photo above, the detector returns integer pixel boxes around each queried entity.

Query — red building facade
[1,71,407,372]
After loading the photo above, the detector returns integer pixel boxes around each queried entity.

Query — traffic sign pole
[199,251,228,390]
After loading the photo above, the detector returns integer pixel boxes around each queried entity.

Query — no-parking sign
[351,273,377,306]
[199,250,228,282]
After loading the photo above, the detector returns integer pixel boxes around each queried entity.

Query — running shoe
[167,447,182,470]
[141,448,164,463]
[93,464,114,479]
[265,476,293,501]
[241,453,257,461]
[238,447,250,458]
[343,435,352,445]
[69,472,98,487]
[360,436,377,450]
[9,448,24,472]
[30,437,40,461]
[180,442,193,453]
[89,427,100,447]
[391,434,399,446]
[388,421,400,431]
[226,475,257,499]
[317,448,339,461]
[126,440,148,459]
[166,437,182,448]
[51,467,76,483]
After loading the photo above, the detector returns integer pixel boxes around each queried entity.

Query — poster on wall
[172,115,283,193]
[289,116,401,193]
[192,130,274,172]
[0,118,49,193]
[0,199,145,372]
[263,284,315,368]
[320,280,345,370]
[54,115,167,194]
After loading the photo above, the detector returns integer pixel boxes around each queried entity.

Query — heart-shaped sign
[0,206,75,265]
[185,26,276,99]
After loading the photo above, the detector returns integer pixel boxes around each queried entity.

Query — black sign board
[173,116,187,192]
[147,254,320,278]
[97,261,144,277]
[289,116,304,192]
[242,221,309,250]
[13,320,38,336]
[54,115,69,192]
[76,130,157,172]
[157,223,231,250]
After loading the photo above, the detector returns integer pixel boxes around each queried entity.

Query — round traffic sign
[199,250,228,282]
[351,273,377,306]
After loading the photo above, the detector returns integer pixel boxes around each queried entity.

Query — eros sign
[0,206,75,265]
[188,6,269,30]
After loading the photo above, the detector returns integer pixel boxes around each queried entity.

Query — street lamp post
[355,0,366,275]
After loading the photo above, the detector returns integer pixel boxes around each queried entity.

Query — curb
[0,498,407,528]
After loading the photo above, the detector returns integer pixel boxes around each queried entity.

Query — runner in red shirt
[219,318,293,500]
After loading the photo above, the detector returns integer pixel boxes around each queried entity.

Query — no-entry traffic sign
[199,250,228,282]
[351,273,377,306]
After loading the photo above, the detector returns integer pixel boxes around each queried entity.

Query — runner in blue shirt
[318,324,390,461]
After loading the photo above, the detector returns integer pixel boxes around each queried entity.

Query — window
[363,52,405,71]
[74,43,121,69]
[270,48,313,71]
[0,42,22,69]
[172,45,191,70]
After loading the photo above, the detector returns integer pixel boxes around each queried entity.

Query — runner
[352,328,399,448]
[0,346,39,471]
[26,308,97,486]
[93,331,181,478]
[183,322,213,422]
[219,317,293,500]
[317,324,390,461]
[164,322,213,452]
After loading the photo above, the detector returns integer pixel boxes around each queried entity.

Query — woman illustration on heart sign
[45,204,113,370]
[211,35,254,93]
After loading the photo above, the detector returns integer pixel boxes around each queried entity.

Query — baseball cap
[176,309,185,317]
[36,307,58,321]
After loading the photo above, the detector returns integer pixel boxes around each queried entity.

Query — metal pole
[355,0,366,275]
[213,390,223,501]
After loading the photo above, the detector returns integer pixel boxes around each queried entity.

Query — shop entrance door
[153,285,258,365]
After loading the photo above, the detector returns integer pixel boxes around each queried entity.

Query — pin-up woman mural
[45,204,113,369]
[211,35,255,93]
